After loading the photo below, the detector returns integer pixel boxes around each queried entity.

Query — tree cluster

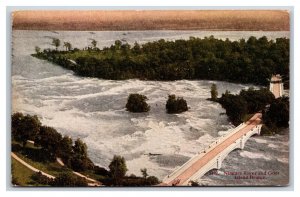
[218,88,275,125]
[51,173,88,187]
[11,112,161,186]
[166,95,188,114]
[262,96,289,135]
[11,113,94,171]
[125,93,189,114]
[104,155,160,186]
[33,36,289,85]
[31,171,89,187]
[210,83,218,101]
[12,112,41,146]
[126,94,150,113]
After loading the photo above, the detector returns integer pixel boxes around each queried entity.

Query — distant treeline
[33,36,289,85]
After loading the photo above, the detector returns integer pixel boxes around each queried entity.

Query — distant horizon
[12,10,290,31]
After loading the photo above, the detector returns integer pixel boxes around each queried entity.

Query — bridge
[160,75,283,186]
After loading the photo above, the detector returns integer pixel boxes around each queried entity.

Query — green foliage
[91,39,97,48]
[126,93,150,113]
[260,124,274,136]
[145,176,160,185]
[69,138,94,172]
[210,83,218,101]
[109,155,128,186]
[58,136,73,162]
[73,138,88,158]
[12,112,95,172]
[263,96,289,132]
[34,126,63,160]
[69,156,94,172]
[11,157,38,186]
[190,180,200,186]
[63,42,72,51]
[52,38,61,50]
[219,94,248,125]
[140,168,148,179]
[240,88,275,113]
[218,88,275,125]
[31,171,54,185]
[50,173,88,187]
[12,112,41,146]
[120,176,160,186]
[166,95,188,114]
[33,36,289,85]
[35,46,41,54]
[94,165,110,176]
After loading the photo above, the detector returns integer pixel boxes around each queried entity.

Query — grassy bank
[12,141,72,177]
[11,157,48,186]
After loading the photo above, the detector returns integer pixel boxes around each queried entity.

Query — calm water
[12,30,289,185]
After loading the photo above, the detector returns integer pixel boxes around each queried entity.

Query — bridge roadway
[160,75,283,186]
[161,113,262,186]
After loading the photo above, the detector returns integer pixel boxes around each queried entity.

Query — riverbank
[12,29,290,185]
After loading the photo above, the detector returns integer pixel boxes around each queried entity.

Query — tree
[34,126,62,160]
[31,171,54,185]
[73,138,88,158]
[114,40,122,50]
[145,176,160,185]
[52,38,60,50]
[12,112,41,146]
[69,138,93,171]
[91,39,97,48]
[63,42,72,51]
[218,94,248,125]
[126,94,150,113]
[51,173,88,187]
[58,136,73,161]
[190,180,200,186]
[35,46,41,54]
[132,42,141,54]
[166,95,188,114]
[263,96,289,131]
[140,168,148,179]
[69,156,94,172]
[109,155,128,185]
[240,88,275,113]
[210,83,218,101]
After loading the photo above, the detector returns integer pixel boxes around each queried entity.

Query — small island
[126,93,150,113]
[166,95,188,114]
[209,85,289,135]
[32,36,289,86]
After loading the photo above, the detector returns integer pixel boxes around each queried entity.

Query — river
[12,30,289,186]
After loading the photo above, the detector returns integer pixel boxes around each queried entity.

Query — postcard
[11,10,290,187]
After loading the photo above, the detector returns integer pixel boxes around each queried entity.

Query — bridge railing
[163,121,249,182]
[184,124,262,185]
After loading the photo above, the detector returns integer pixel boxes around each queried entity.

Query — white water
[12,30,289,185]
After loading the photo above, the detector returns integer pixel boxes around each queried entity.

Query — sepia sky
[12,10,290,31]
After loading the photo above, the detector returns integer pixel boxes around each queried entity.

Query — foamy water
[12,30,289,185]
